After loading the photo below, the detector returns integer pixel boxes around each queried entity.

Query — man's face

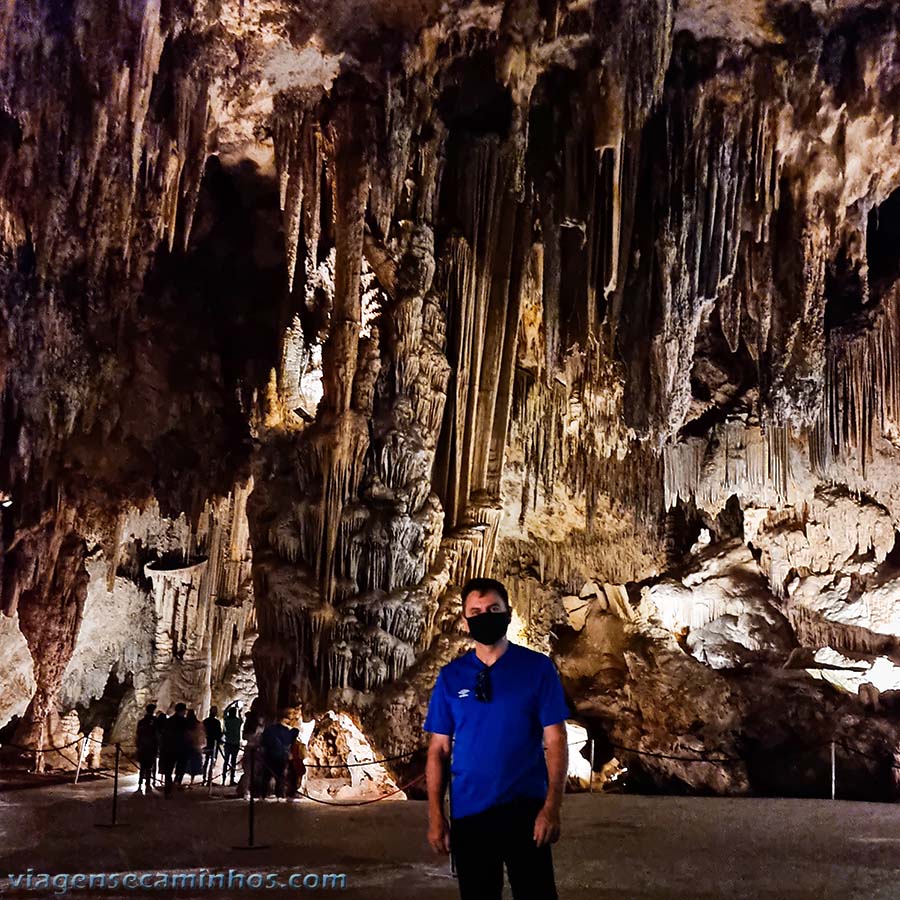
[462,590,507,632]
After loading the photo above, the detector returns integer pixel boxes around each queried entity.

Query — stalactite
[663,420,797,512]
[434,235,476,529]
[509,335,644,532]
[106,510,127,592]
[253,143,455,699]
[648,93,760,437]
[644,581,731,633]
[273,97,324,294]
[812,287,900,476]
[2,1,216,279]
[788,605,897,659]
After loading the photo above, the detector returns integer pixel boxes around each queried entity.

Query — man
[202,706,223,784]
[424,577,569,900]
[135,704,158,794]
[222,702,243,786]
[260,708,299,799]
[158,703,189,797]
[243,697,264,740]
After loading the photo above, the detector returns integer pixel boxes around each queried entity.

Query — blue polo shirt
[423,642,570,819]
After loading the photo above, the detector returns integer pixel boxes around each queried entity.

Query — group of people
[134,699,306,800]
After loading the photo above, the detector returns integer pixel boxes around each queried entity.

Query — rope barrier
[4,736,893,768]
[601,738,900,772]
[252,750,426,807]
[607,742,743,764]
[8,724,900,795]
[2,733,105,753]
[833,740,900,772]
[296,774,426,807]
[51,744,116,780]
[303,747,427,768]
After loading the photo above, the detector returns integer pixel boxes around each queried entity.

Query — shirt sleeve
[423,670,454,735]
[537,657,570,727]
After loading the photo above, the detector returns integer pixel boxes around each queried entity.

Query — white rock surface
[0,611,36,727]
[58,559,155,713]
[642,541,792,669]
[807,647,900,694]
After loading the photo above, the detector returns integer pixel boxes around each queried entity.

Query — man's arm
[534,722,567,847]
[426,733,452,854]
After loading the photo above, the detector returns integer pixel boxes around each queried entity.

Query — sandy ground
[3,775,900,898]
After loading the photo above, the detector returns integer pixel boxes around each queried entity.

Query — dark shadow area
[436,52,514,139]
[146,553,209,572]
[824,243,867,332]
[63,155,285,518]
[76,667,132,740]
[867,185,900,294]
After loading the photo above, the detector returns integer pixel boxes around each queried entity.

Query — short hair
[278,707,292,721]
[461,577,509,612]
[174,702,187,713]
[145,703,156,714]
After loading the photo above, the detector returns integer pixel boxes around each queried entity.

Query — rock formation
[4,0,900,795]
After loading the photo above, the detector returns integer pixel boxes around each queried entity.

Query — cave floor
[3,776,900,899]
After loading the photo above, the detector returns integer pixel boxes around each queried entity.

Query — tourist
[202,706,222,784]
[158,703,189,797]
[424,577,570,900]
[243,697,264,740]
[286,735,307,800]
[222,702,242,786]
[260,709,299,799]
[238,726,265,799]
[135,704,158,794]
[185,710,205,785]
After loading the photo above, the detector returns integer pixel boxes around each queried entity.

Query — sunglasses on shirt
[475,667,492,702]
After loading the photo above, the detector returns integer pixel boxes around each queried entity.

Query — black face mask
[466,610,511,646]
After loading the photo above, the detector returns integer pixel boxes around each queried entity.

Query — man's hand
[428,814,451,854]
[533,803,561,847]
[536,722,566,847]
[425,734,452,854]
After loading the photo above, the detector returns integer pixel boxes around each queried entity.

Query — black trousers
[202,744,217,784]
[263,756,287,798]
[158,753,176,796]
[222,743,239,784]
[137,753,156,789]
[451,797,558,900]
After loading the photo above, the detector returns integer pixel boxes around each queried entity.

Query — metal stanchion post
[222,745,228,786]
[207,740,221,794]
[96,743,126,828]
[589,738,595,794]
[35,721,45,775]
[233,747,268,850]
[74,736,86,785]
[831,741,836,800]
[206,743,214,795]
[248,766,255,846]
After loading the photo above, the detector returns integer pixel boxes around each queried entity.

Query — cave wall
[4,0,900,789]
